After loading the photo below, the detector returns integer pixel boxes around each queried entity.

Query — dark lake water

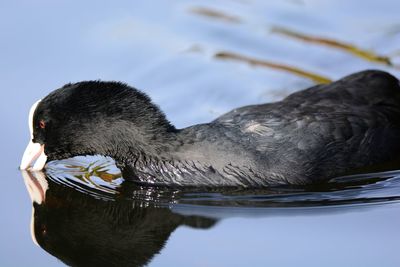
[1,0,400,266]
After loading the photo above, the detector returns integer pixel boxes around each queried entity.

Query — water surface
[20,158,400,267]
[1,0,400,266]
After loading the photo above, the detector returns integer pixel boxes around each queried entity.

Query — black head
[21,81,176,170]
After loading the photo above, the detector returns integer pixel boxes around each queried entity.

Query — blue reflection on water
[1,0,400,266]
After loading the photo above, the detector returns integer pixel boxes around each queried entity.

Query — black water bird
[20,70,400,187]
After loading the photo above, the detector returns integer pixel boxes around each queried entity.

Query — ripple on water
[44,156,400,209]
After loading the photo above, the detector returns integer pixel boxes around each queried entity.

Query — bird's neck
[110,128,182,169]
[110,126,221,186]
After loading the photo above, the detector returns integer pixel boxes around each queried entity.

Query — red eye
[39,120,46,129]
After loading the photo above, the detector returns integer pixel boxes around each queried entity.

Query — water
[1,0,400,266]
[19,158,400,267]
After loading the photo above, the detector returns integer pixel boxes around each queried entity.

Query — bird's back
[214,70,400,184]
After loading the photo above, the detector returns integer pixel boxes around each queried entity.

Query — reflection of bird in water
[22,171,217,267]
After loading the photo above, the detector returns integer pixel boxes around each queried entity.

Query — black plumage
[31,70,400,187]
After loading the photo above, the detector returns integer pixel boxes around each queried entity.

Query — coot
[20,70,400,187]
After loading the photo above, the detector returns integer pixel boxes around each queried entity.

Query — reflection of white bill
[21,170,48,204]
[21,170,48,247]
